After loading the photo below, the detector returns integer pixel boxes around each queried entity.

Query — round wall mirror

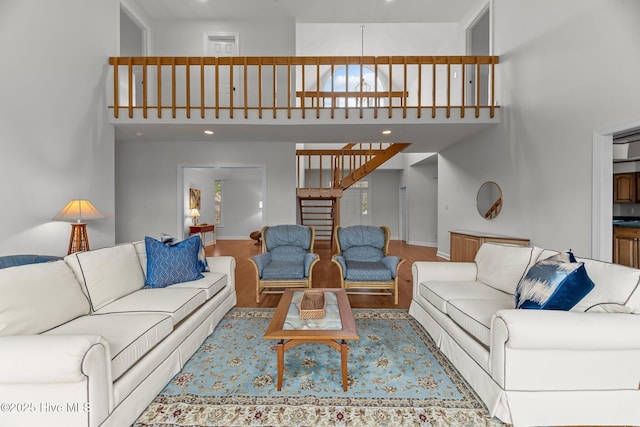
[477,181,503,220]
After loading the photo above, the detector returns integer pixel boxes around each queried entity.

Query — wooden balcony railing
[108,55,499,121]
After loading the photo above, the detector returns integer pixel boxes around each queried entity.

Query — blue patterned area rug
[134,308,503,427]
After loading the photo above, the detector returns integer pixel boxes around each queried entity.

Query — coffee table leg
[341,340,348,391]
[277,340,284,391]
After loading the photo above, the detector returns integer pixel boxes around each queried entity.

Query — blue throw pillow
[160,233,209,273]
[515,252,594,310]
[145,236,204,288]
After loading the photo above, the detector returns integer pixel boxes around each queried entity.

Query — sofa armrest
[207,256,236,284]
[0,334,113,425]
[411,261,477,299]
[0,334,110,383]
[490,309,640,390]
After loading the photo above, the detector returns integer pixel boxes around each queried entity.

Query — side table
[189,224,216,247]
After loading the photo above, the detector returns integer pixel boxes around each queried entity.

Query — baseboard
[436,251,450,260]
[406,240,437,247]
[214,236,254,240]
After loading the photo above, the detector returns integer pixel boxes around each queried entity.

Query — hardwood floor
[205,239,445,309]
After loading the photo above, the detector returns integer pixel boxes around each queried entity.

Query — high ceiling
[119,0,492,152]
[130,0,485,23]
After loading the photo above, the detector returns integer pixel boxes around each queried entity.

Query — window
[214,179,223,225]
[323,65,386,107]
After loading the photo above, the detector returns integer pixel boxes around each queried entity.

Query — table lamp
[189,208,200,225]
[54,199,105,255]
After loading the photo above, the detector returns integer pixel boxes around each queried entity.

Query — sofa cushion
[475,243,535,295]
[574,257,640,313]
[419,280,513,314]
[447,298,514,347]
[44,312,172,381]
[65,243,145,311]
[169,271,227,300]
[515,254,595,310]
[0,261,90,336]
[145,236,204,288]
[344,260,393,281]
[95,287,206,326]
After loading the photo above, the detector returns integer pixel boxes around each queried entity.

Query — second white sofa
[0,240,236,427]
[409,242,640,427]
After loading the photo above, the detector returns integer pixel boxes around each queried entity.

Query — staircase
[297,142,410,244]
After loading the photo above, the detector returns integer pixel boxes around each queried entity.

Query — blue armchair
[249,224,319,303]
[332,225,405,305]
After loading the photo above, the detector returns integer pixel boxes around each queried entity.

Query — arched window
[323,65,386,107]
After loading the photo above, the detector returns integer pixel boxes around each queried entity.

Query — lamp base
[68,223,90,255]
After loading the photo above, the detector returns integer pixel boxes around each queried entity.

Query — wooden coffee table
[263,288,359,391]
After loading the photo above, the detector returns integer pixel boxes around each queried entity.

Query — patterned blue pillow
[160,233,209,273]
[515,252,594,310]
[145,236,204,288]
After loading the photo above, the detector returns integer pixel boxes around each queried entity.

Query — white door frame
[592,118,640,261]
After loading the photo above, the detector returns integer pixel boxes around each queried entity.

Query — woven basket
[299,291,326,319]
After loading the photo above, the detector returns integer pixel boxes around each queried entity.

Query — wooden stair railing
[484,197,502,219]
[296,142,410,243]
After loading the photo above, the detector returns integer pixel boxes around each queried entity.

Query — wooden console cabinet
[449,230,530,262]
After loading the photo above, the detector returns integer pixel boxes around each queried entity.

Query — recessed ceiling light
[135,132,143,137]
[382,130,392,135]
[204,130,214,135]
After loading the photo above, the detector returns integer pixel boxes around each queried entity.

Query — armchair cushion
[262,262,304,280]
[344,261,393,282]
[338,225,386,254]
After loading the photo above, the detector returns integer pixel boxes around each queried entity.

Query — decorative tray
[299,290,326,319]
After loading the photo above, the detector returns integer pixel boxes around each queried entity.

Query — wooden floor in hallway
[205,239,445,309]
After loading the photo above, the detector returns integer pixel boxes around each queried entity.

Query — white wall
[438,0,640,258]
[0,0,117,256]
[407,162,438,246]
[369,170,402,238]
[115,140,294,243]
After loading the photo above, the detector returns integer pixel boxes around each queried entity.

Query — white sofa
[409,242,640,427]
[0,241,236,427]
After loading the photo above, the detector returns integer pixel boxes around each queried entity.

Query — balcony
[108,55,500,128]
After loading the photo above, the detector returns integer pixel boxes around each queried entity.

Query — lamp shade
[53,200,105,223]
[189,208,200,218]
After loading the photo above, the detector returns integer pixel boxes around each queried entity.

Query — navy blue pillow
[515,253,594,310]
[145,235,204,288]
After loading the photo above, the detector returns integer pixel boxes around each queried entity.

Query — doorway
[119,5,146,107]
[205,33,240,107]
[593,119,640,261]
[178,165,266,240]
[466,6,490,106]
[341,181,371,227]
